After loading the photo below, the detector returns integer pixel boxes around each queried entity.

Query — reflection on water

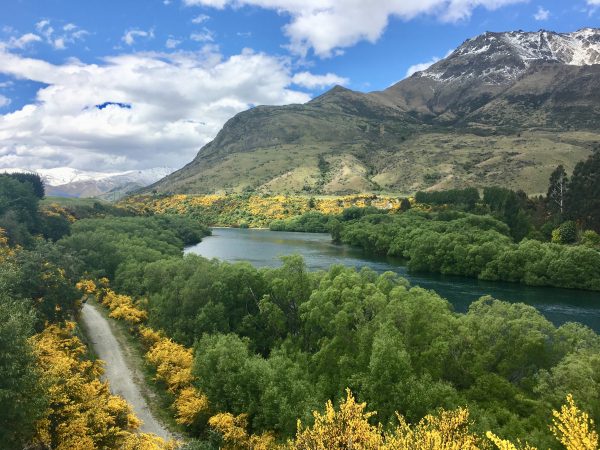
[185,228,600,332]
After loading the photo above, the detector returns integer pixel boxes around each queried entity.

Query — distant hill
[148,28,600,196]
[1,167,174,199]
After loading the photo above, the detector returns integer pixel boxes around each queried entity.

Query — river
[185,228,600,332]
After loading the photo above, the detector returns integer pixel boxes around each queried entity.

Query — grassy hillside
[148,130,596,196]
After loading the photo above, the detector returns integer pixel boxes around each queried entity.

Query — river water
[185,228,600,332]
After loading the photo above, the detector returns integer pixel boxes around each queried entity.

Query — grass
[152,129,598,196]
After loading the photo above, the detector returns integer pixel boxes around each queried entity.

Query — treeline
[337,211,600,290]
[0,173,72,245]
[58,215,209,289]
[60,213,600,448]
[414,151,600,238]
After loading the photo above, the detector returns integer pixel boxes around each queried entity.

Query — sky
[0,0,598,173]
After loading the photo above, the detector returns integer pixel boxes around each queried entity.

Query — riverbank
[185,227,600,332]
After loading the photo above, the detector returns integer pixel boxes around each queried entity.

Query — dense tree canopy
[335,210,600,290]
[566,151,600,232]
[83,247,598,449]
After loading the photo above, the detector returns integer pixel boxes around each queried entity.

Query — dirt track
[80,302,171,439]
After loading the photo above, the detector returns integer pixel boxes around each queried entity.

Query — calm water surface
[185,228,600,332]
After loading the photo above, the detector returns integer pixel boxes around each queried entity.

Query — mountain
[1,167,174,199]
[149,28,600,196]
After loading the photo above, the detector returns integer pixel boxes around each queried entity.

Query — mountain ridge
[147,27,600,196]
[1,167,174,198]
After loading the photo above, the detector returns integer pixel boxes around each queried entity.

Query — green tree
[552,221,577,244]
[566,151,600,232]
[6,172,45,199]
[400,197,411,212]
[0,295,47,448]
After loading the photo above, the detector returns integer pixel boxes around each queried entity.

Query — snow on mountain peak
[1,167,175,198]
[418,28,600,84]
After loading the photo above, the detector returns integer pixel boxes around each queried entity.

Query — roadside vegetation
[0,173,197,449]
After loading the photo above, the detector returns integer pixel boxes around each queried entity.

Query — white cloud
[190,29,214,42]
[182,0,528,57]
[32,19,88,50]
[184,0,229,7]
[0,95,10,108]
[405,48,453,78]
[587,0,600,4]
[192,14,211,23]
[534,6,550,20]
[291,71,348,89]
[0,46,338,171]
[406,56,441,78]
[6,33,42,49]
[166,38,182,48]
[122,29,155,46]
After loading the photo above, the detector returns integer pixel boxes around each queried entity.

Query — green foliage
[580,230,600,250]
[0,295,47,448]
[0,175,75,246]
[552,221,578,244]
[483,186,532,241]
[341,206,385,221]
[415,188,480,209]
[0,175,42,246]
[270,211,333,233]
[58,215,209,290]
[336,211,600,290]
[565,151,600,232]
[128,251,600,447]
[6,172,45,199]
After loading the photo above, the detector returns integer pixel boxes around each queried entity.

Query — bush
[580,230,600,250]
[552,221,577,244]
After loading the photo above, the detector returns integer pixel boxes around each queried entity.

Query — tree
[0,175,41,245]
[6,172,45,199]
[400,197,411,212]
[0,295,47,448]
[566,152,600,232]
[547,165,569,216]
[552,221,578,244]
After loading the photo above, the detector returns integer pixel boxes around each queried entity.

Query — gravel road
[81,302,172,439]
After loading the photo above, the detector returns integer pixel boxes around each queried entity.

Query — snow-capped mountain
[1,167,175,198]
[379,27,600,128]
[419,28,600,84]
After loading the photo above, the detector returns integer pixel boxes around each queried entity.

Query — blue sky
[0,0,598,172]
